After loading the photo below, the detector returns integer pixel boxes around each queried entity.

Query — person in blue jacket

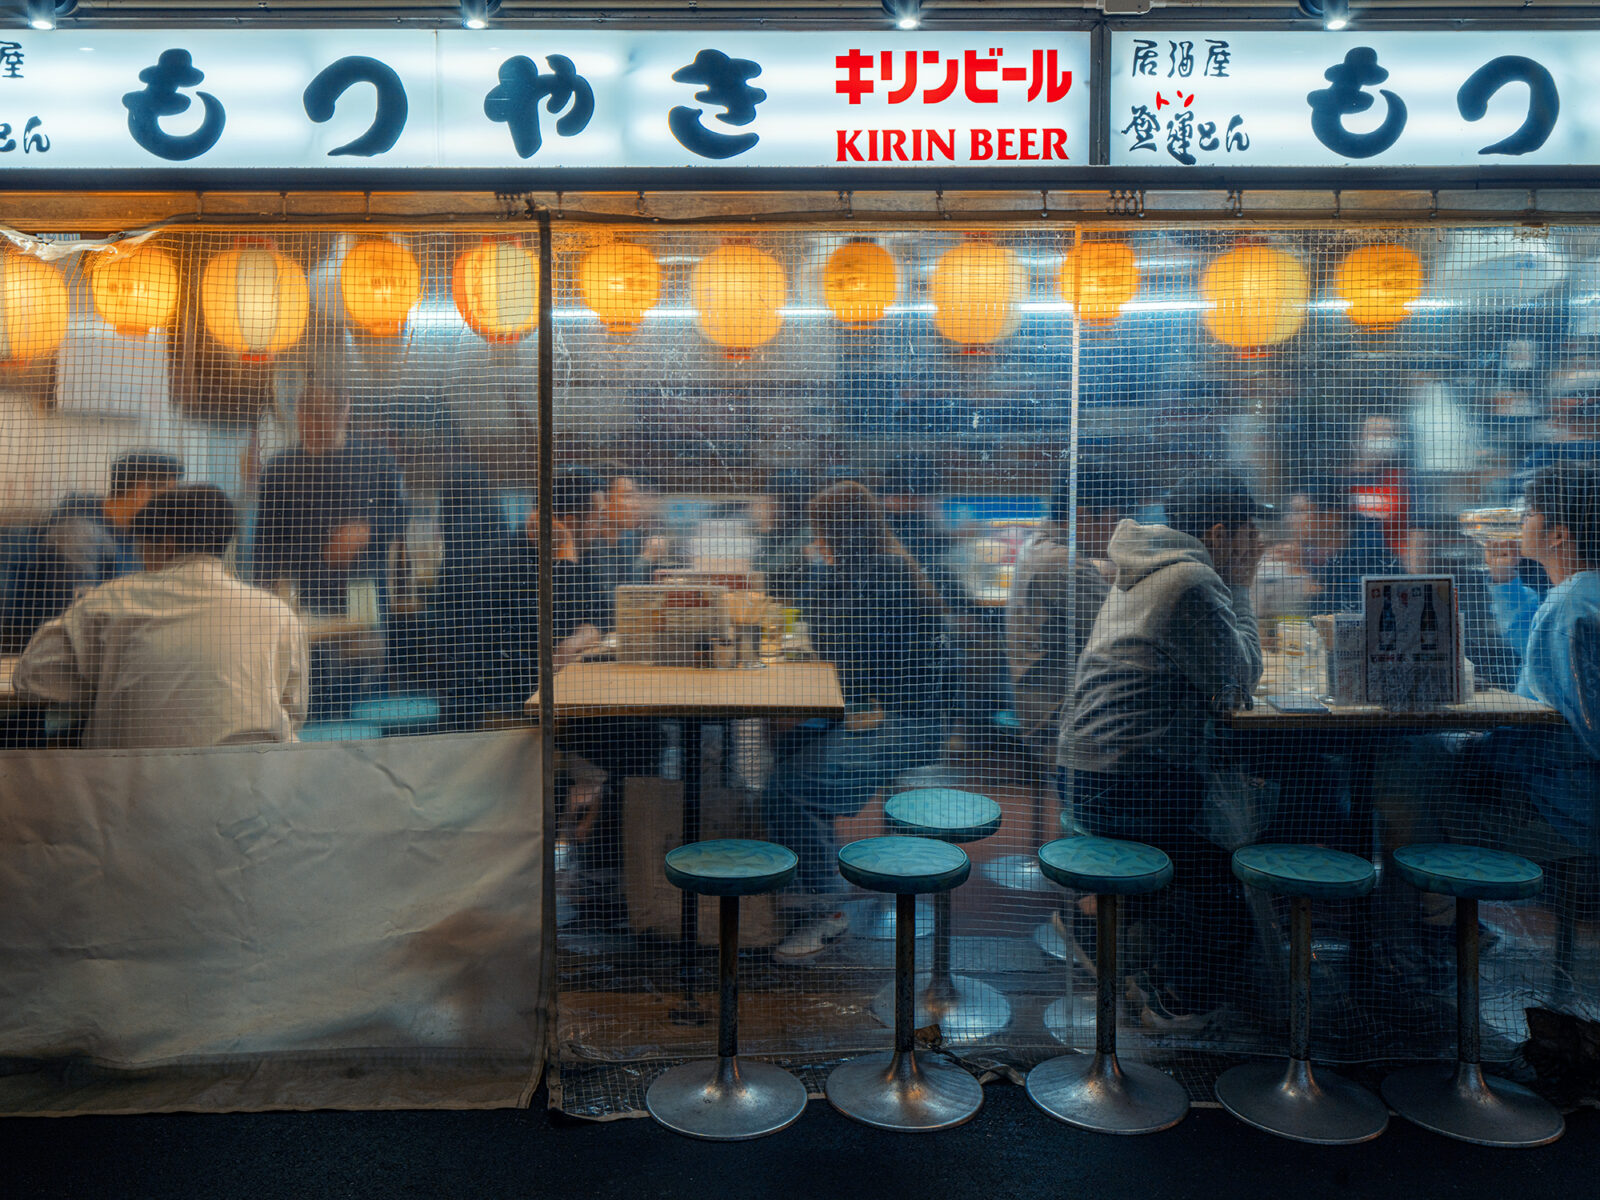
[1476,462,1600,862]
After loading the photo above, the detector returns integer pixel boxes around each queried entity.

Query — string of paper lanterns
[0,236,1431,368]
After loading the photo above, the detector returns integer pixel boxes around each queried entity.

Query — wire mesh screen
[0,219,1595,1115]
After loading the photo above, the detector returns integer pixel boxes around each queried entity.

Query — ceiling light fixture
[1298,0,1351,31]
[25,0,76,30]
[459,0,501,30]
[882,0,922,31]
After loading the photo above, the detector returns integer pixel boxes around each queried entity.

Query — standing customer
[1063,471,1267,1029]
[765,481,948,962]
[14,484,307,749]
[252,384,404,720]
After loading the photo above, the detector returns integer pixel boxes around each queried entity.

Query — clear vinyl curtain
[0,219,1593,1117]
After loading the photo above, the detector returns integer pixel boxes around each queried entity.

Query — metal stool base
[868,973,1012,1042]
[825,1049,983,1132]
[981,854,1053,893]
[646,1056,808,1142]
[1027,1052,1188,1135]
[1382,1063,1564,1148]
[1032,920,1097,975]
[1216,1058,1388,1145]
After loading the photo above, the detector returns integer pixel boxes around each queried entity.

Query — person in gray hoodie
[1061,471,1268,1029]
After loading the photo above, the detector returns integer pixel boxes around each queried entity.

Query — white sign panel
[0,30,1089,171]
[1110,31,1582,168]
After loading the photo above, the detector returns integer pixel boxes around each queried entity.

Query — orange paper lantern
[1059,241,1140,326]
[342,238,421,337]
[692,244,785,354]
[453,237,539,343]
[1201,245,1308,349]
[579,242,661,334]
[1337,243,1423,329]
[931,241,1022,348]
[90,244,179,337]
[0,251,68,365]
[824,240,896,326]
[200,240,310,361]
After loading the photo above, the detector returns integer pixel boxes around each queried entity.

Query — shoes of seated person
[772,910,850,964]
[1050,907,1098,980]
[1125,972,1225,1035]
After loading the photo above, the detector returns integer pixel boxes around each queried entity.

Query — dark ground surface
[3,1081,1596,1200]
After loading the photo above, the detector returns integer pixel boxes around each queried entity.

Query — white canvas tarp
[0,730,545,1114]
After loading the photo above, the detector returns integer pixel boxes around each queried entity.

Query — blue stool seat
[1038,836,1173,896]
[838,836,969,895]
[299,722,384,742]
[1232,844,1376,900]
[348,694,441,732]
[664,839,798,897]
[1391,843,1543,902]
[884,789,1002,844]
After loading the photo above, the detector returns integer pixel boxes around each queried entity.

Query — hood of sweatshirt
[1106,519,1216,591]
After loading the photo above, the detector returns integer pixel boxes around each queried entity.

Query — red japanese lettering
[964,48,1000,103]
[923,55,959,103]
[835,49,874,104]
[1027,50,1072,103]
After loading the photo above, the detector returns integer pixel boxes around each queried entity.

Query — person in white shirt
[14,484,308,749]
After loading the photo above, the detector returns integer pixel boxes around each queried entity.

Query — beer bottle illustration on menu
[1420,583,1439,651]
[1378,584,1397,651]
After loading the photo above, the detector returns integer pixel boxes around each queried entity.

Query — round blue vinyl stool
[646,840,807,1141]
[1381,844,1563,1148]
[1215,845,1388,1146]
[1026,838,1189,1135]
[872,790,1010,1042]
[347,694,441,734]
[825,836,984,1132]
[297,722,383,742]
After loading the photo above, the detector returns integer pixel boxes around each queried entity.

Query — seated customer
[2,451,183,652]
[13,484,307,749]
[1063,471,1267,1029]
[1258,478,1399,618]
[765,481,948,962]
[1473,462,1600,862]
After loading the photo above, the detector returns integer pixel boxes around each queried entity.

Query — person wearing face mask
[1064,471,1268,1032]
[1348,414,1413,559]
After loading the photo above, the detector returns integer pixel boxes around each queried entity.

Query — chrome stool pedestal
[646,840,807,1141]
[826,838,984,1132]
[1381,845,1564,1148]
[1216,845,1388,1146]
[869,789,1010,1042]
[1026,837,1188,1135]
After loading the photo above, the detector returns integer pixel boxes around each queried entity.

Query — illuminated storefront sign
[1109,31,1583,168]
[0,30,1090,170]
